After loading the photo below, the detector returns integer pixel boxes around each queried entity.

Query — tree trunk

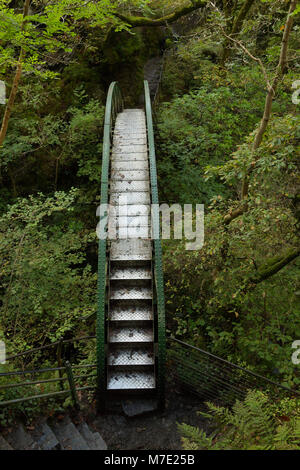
[224,0,296,223]
[0,0,30,148]
[221,0,256,65]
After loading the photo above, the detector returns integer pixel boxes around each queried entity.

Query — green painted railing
[144,80,166,409]
[0,336,97,409]
[96,82,123,406]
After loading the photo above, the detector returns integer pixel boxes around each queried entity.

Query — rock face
[0,416,107,451]
[143,56,164,102]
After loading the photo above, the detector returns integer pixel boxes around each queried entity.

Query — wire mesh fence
[167,338,299,406]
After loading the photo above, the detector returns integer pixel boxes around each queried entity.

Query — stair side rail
[97,82,123,404]
[144,80,166,409]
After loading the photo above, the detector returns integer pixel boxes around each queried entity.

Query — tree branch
[249,248,300,287]
[114,0,207,27]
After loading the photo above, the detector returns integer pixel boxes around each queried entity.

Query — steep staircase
[0,416,107,450]
[107,109,156,394]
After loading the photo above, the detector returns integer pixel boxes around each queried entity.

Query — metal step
[110,285,152,300]
[109,204,150,217]
[112,145,147,154]
[110,239,152,261]
[110,266,152,281]
[110,180,150,193]
[111,160,148,171]
[113,136,147,146]
[110,191,150,205]
[107,370,155,390]
[109,327,153,344]
[109,215,150,228]
[108,347,154,366]
[111,152,148,162]
[109,303,153,321]
[111,170,149,181]
[117,226,150,239]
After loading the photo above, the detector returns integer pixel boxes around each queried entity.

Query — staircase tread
[92,432,108,450]
[109,326,153,343]
[111,170,149,181]
[109,215,150,228]
[77,422,107,450]
[111,161,148,171]
[110,191,150,205]
[107,370,155,390]
[6,424,40,450]
[109,204,150,217]
[111,152,148,162]
[51,417,90,450]
[110,286,152,300]
[110,180,150,193]
[30,422,59,450]
[108,347,154,366]
[0,434,13,450]
[110,239,152,261]
[110,266,152,280]
[109,304,153,321]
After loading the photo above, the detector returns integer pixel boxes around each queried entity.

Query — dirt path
[89,391,211,450]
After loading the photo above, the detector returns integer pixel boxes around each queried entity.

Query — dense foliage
[0,0,299,442]
[179,390,300,450]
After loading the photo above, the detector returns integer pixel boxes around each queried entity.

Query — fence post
[65,361,80,410]
[57,340,64,391]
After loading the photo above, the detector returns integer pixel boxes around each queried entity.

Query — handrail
[0,362,97,408]
[144,80,166,409]
[5,335,96,362]
[97,82,123,400]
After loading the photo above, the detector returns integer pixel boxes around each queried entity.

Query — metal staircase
[97,82,166,409]
[107,109,155,392]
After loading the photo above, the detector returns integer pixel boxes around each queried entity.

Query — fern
[179,391,300,450]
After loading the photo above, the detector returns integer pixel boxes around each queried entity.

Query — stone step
[0,434,13,450]
[77,422,107,450]
[29,421,60,450]
[93,432,108,450]
[51,417,90,450]
[5,424,40,450]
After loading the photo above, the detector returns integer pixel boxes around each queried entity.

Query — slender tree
[224,0,297,225]
[0,0,30,148]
